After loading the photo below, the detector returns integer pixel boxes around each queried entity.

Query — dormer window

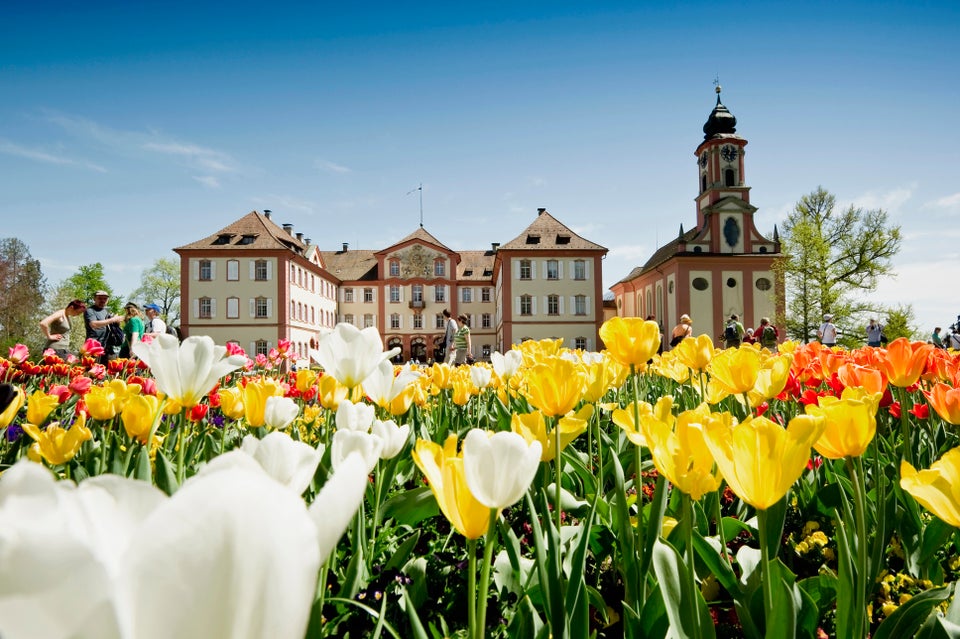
[239,234,257,245]
[213,233,234,245]
[463,269,473,276]
[556,235,571,245]
[525,234,541,245]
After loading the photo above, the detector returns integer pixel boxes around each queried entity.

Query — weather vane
[406,183,424,228]
[713,75,722,94]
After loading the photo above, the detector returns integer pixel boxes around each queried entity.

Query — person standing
[669,314,693,349]
[118,302,145,360]
[865,318,884,347]
[933,327,945,349]
[443,309,459,365]
[39,299,86,357]
[143,303,167,338]
[818,314,838,347]
[722,314,744,349]
[85,290,124,362]
[453,314,472,365]
[757,317,779,352]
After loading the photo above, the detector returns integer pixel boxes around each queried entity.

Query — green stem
[629,364,646,601]
[554,417,563,532]
[714,485,730,565]
[474,509,499,639]
[847,456,870,639]
[898,386,915,466]
[467,538,478,638]
[757,508,776,634]
[99,427,111,474]
[175,416,187,484]
[683,493,701,636]
[370,460,382,565]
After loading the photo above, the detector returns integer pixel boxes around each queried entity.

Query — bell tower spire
[694,85,750,233]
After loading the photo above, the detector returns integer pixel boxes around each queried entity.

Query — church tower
[610,86,783,339]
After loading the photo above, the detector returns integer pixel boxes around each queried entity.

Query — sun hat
[823,313,834,321]
[680,314,691,323]
[94,290,109,297]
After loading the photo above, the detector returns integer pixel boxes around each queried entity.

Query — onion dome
[702,85,737,140]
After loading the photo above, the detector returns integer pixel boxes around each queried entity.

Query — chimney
[304,238,311,245]
[263,209,272,219]
[491,242,500,251]
[282,223,293,235]
[537,208,546,216]
[342,242,349,252]
[296,232,303,241]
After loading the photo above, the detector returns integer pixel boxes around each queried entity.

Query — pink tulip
[7,344,29,364]
[69,376,93,396]
[80,339,105,358]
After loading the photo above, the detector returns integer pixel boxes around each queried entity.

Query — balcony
[409,300,424,310]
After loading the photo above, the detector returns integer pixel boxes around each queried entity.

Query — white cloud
[193,175,221,189]
[608,243,653,261]
[315,159,351,174]
[923,192,960,213]
[841,184,915,215]
[0,138,107,172]
[143,142,235,172]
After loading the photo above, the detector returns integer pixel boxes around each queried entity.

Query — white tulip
[312,323,400,389]
[198,431,321,495]
[361,360,420,407]
[132,334,247,408]
[263,395,300,430]
[331,429,383,474]
[462,429,542,510]
[371,418,410,459]
[491,350,522,380]
[469,364,493,389]
[335,399,376,433]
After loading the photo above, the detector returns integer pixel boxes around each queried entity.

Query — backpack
[761,325,777,347]
[724,323,739,343]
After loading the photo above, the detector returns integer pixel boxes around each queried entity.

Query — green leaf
[651,538,716,639]
[873,585,952,639]
[401,586,430,639]
[133,445,152,482]
[154,450,179,495]
[381,486,439,527]
[634,583,669,639]
[505,595,546,639]
[384,530,420,572]
[692,530,740,597]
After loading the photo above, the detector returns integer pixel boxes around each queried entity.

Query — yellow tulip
[516,337,564,366]
[706,347,762,402]
[806,387,881,459]
[901,447,960,528]
[511,405,592,462]
[317,374,349,410]
[703,413,825,510]
[598,317,661,368]
[219,386,246,420]
[652,353,691,384]
[26,390,59,426]
[0,384,25,428]
[412,435,491,539]
[582,359,619,403]
[295,368,317,393]
[121,394,162,443]
[642,403,723,501]
[613,396,673,448]
[524,356,585,417]
[243,378,285,427]
[450,369,476,406]
[747,354,793,407]
[85,384,121,421]
[22,414,93,466]
[672,334,716,372]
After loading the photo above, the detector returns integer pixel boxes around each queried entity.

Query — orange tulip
[924,383,960,425]
[882,338,934,388]
[837,363,887,395]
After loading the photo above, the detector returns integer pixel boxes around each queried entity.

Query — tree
[0,238,46,351]
[881,304,921,342]
[774,187,902,344]
[63,264,123,315]
[131,257,181,327]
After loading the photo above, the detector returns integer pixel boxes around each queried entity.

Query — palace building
[176,208,606,361]
[610,87,784,337]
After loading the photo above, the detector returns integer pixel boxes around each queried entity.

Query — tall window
[573,260,586,280]
[481,287,491,302]
[434,260,445,276]
[575,337,587,351]
[413,313,423,329]
[390,314,400,329]
[574,294,587,316]
[390,285,401,303]
[227,260,239,281]
[255,340,268,357]
[547,294,560,315]
[436,314,445,329]
[364,314,374,328]
[520,295,532,316]
[546,260,559,280]
[254,260,268,281]
[344,288,354,302]
[412,284,423,302]
[255,297,268,318]
[434,285,445,303]
[482,313,492,328]
[344,313,354,325]
[519,260,532,280]
[199,260,212,281]
[389,260,400,277]
[364,288,374,303]
[481,344,491,359]
[226,297,239,319]
[461,287,472,303]
[199,297,212,318]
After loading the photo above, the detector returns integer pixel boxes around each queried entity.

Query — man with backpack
[722,314,745,349]
[818,314,838,348]
[757,317,779,352]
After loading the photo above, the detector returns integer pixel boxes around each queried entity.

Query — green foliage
[882,305,921,342]
[131,256,181,327]
[0,237,46,351]
[63,263,123,314]
[774,187,902,343]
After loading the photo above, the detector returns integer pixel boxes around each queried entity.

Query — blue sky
[3,1,959,335]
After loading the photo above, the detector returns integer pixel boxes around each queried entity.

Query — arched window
[725,168,735,187]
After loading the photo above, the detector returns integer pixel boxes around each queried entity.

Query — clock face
[720,145,738,162]
[699,153,708,168]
